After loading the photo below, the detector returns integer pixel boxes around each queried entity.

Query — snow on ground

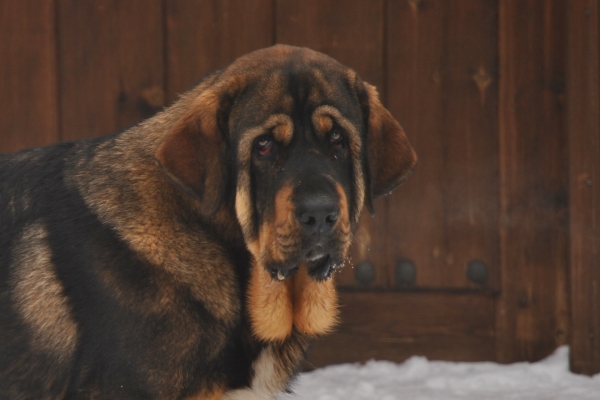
[282,346,600,400]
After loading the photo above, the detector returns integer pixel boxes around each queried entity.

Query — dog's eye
[329,128,343,148]
[256,137,273,156]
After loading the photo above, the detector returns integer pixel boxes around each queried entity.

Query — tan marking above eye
[312,106,361,148]
[272,122,292,144]
[238,115,294,162]
[315,114,334,137]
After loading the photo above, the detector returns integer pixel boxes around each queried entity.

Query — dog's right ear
[359,82,417,215]
[155,89,230,217]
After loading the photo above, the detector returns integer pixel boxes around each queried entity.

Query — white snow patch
[281,346,600,400]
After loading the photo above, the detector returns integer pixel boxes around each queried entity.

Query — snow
[282,346,600,400]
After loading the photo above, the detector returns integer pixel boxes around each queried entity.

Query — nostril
[299,214,316,226]
[325,213,339,224]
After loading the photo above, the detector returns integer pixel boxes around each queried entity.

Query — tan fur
[66,114,241,329]
[291,183,349,336]
[11,222,79,361]
[247,177,351,340]
[314,114,334,136]
[247,260,294,342]
[292,265,339,335]
[245,183,303,342]
[260,184,300,264]
[187,387,225,400]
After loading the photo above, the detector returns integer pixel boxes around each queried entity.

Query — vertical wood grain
[386,0,499,290]
[58,0,164,141]
[165,0,274,103]
[276,0,387,288]
[567,0,600,376]
[496,0,569,363]
[276,0,384,89]
[0,0,58,153]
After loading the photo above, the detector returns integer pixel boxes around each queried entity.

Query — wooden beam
[567,0,600,376]
[307,291,495,367]
[496,0,570,363]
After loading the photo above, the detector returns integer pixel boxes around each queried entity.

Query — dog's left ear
[155,89,231,217]
[360,82,417,215]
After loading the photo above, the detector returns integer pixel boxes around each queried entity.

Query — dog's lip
[269,253,332,281]
[306,253,326,262]
[307,254,330,268]
[306,254,335,281]
[305,245,326,261]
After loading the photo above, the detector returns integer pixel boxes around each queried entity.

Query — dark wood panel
[386,0,499,290]
[165,0,274,103]
[276,0,384,89]
[496,0,569,363]
[0,0,58,153]
[567,0,600,376]
[276,0,387,288]
[336,209,387,289]
[307,291,495,366]
[58,0,164,141]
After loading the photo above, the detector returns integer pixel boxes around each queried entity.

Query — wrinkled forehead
[228,52,364,135]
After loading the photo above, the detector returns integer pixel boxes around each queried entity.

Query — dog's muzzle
[270,181,343,282]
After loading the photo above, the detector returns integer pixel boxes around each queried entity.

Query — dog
[0,45,416,399]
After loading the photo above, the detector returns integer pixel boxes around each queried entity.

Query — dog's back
[0,138,111,398]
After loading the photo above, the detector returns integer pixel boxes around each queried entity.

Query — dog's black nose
[295,195,340,234]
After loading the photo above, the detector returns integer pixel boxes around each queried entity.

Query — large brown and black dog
[0,45,416,399]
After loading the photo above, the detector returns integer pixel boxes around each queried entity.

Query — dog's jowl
[0,45,416,399]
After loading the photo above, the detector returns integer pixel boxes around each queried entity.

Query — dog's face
[230,60,366,283]
[156,45,416,284]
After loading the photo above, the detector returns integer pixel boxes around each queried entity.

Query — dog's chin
[267,252,346,282]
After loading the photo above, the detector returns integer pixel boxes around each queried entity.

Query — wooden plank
[276,0,387,288]
[165,0,274,103]
[58,0,164,141]
[0,0,58,153]
[307,291,495,366]
[386,0,499,290]
[496,0,569,363]
[567,0,600,376]
[276,0,384,89]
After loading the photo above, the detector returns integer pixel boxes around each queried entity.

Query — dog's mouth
[268,252,344,282]
[306,254,335,281]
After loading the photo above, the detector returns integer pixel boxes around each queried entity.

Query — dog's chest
[222,346,288,400]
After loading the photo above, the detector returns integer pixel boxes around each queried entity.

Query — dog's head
[156,45,416,283]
